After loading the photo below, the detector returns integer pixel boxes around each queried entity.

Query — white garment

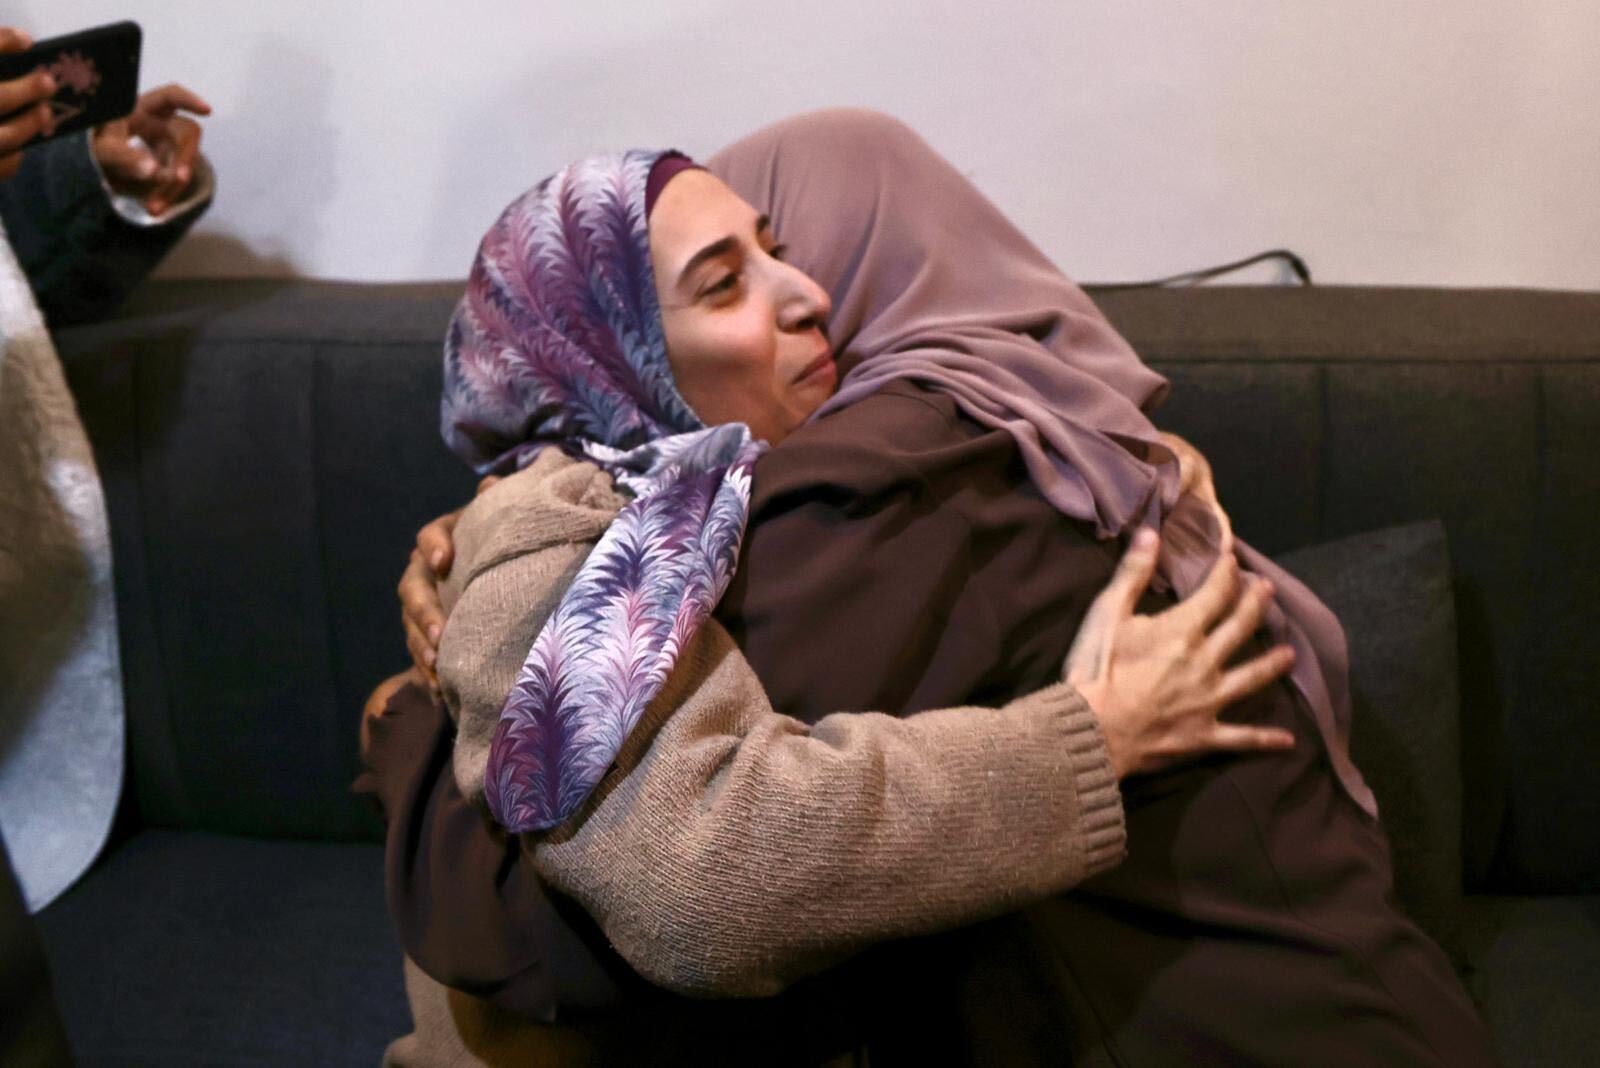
[0,221,124,913]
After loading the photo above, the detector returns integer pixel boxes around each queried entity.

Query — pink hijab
[709,109,1375,816]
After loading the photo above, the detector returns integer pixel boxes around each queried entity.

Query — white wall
[20,1,1600,287]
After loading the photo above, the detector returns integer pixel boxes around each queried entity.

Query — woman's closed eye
[701,270,742,301]
[695,236,786,303]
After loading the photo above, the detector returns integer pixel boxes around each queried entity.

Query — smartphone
[0,21,141,149]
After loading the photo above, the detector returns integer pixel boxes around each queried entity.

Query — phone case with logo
[0,21,141,148]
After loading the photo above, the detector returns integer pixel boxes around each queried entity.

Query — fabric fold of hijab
[708,109,1375,816]
[441,150,762,833]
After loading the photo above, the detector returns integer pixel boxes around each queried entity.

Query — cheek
[667,312,779,420]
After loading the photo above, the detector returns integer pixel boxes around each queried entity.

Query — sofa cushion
[1458,894,1600,1068]
[1277,520,1462,955]
[36,829,409,1065]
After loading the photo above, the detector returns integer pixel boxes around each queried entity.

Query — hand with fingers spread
[1065,528,1297,780]
[397,475,501,696]
[91,82,212,216]
[0,28,57,179]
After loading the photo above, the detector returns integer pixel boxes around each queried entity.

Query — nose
[775,259,832,335]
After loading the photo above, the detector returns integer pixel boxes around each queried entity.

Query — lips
[793,350,836,384]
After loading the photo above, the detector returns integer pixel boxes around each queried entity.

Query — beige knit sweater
[436,449,1126,1000]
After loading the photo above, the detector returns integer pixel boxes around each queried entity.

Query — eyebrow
[678,214,772,288]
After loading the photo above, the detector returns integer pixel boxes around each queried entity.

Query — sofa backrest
[57,282,1600,893]
[59,282,474,843]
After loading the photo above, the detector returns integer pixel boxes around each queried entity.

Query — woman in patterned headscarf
[370,112,1493,1066]
[409,139,1291,970]
[432,141,1297,832]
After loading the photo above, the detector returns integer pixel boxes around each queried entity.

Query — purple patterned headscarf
[441,150,763,833]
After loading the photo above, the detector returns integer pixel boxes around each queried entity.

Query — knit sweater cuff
[1021,682,1127,878]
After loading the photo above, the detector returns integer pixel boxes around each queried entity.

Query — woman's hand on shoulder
[398,475,500,694]
[1064,529,1296,780]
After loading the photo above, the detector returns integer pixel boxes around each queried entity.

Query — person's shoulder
[452,449,625,589]
[753,379,972,504]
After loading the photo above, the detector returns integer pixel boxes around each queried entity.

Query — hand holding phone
[0,28,57,176]
[0,21,140,138]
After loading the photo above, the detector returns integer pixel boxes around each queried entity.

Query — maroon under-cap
[645,151,704,218]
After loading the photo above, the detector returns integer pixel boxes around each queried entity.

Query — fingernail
[424,648,437,668]
[1133,528,1157,551]
[175,164,190,184]
[137,158,158,178]
[427,624,442,644]
[429,549,445,569]
[148,200,167,215]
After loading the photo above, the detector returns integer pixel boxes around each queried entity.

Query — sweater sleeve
[531,617,1125,999]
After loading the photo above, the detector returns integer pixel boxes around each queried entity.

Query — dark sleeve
[354,680,626,1021]
[0,136,209,328]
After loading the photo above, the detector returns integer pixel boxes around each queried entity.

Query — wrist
[1073,675,1133,780]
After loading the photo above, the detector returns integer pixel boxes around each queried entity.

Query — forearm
[0,135,209,327]
[532,621,1125,999]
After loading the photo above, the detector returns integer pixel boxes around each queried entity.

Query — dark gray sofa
[31,280,1600,1065]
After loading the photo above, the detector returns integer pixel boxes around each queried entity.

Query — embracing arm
[431,453,1288,998]
[371,516,1118,1013]
[430,454,1127,997]
[533,617,1121,998]
[384,441,1290,1004]
[530,535,1290,998]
